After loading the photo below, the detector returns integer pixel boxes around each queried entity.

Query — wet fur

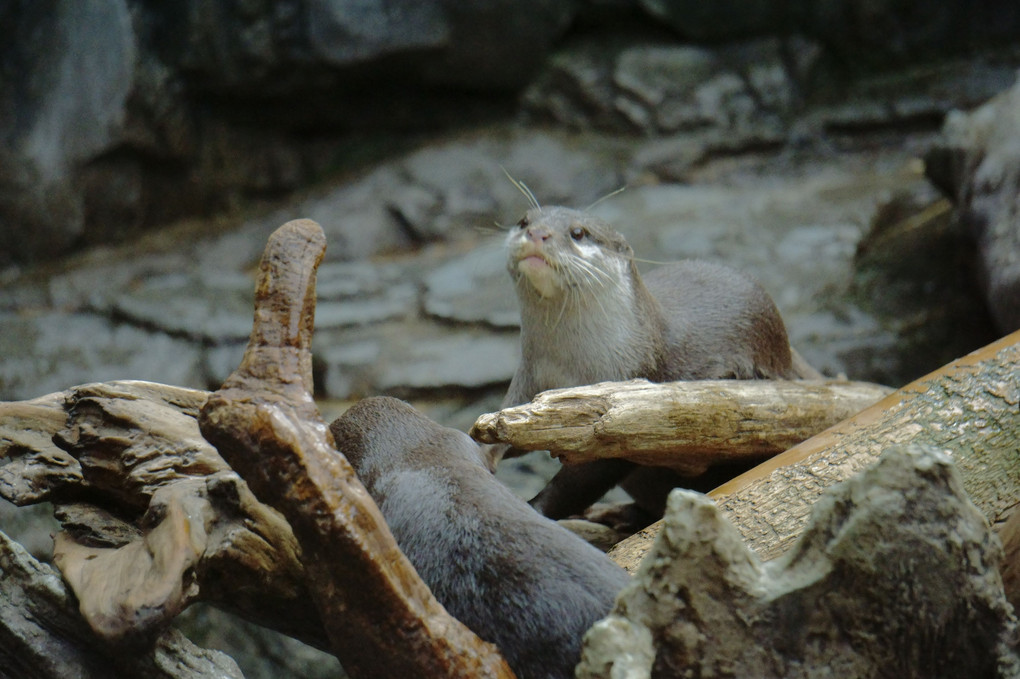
[329,397,630,679]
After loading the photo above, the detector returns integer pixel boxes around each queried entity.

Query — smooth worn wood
[0,528,244,679]
[16,380,320,648]
[608,330,1020,573]
[199,219,515,679]
[471,379,892,475]
[0,391,81,504]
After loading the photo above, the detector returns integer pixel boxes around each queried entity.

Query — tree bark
[608,329,1020,572]
[471,379,892,475]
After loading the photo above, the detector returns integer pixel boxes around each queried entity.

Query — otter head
[329,397,496,484]
[505,206,634,301]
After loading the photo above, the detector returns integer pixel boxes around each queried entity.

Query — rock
[108,271,257,344]
[578,444,1020,678]
[318,326,519,399]
[316,261,418,328]
[177,0,575,93]
[636,0,1020,69]
[287,168,417,263]
[0,0,137,264]
[638,0,784,41]
[0,0,581,266]
[525,38,797,138]
[373,331,520,393]
[926,74,1020,333]
[423,238,520,328]
[0,312,205,401]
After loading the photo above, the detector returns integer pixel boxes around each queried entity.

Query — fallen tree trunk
[471,379,892,475]
[608,329,1020,572]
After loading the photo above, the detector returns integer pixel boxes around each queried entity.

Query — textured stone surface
[578,444,1020,678]
[0,1,137,263]
[637,0,1020,68]
[423,239,519,328]
[6,1,1019,267]
[0,312,204,401]
[0,124,1000,404]
[927,74,1020,334]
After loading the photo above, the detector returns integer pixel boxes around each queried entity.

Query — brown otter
[499,205,820,520]
[329,396,630,679]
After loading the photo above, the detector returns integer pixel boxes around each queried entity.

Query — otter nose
[525,226,551,243]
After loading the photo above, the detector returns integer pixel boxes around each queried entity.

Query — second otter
[500,205,818,518]
[330,397,629,679]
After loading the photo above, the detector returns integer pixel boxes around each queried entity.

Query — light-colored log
[471,379,892,475]
[608,330,1020,573]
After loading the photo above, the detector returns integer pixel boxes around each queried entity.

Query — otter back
[330,396,630,679]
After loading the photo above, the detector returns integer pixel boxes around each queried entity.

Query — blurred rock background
[2,1,1019,676]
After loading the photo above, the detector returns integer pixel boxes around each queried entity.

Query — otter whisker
[473,221,506,235]
[585,186,626,212]
[632,256,672,266]
[559,258,616,324]
[553,291,571,328]
[501,166,541,209]
[565,254,612,288]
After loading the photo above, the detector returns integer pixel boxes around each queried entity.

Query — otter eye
[569,227,586,241]
[517,217,529,229]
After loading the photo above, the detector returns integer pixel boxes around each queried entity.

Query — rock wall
[3,0,1020,266]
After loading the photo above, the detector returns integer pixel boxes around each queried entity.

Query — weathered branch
[471,379,892,474]
[198,219,514,678]
[608,329,1020,572]
[14,380,322,649]
[0,528,244,679]
[0,390,80,503]
[0,220,515,677]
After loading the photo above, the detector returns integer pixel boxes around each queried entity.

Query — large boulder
[638,0,1020,69]
[0,0,578,266]
[926,74,1020,334]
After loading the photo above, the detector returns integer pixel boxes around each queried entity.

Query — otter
[329,396,631,679]
[499,205,819,520]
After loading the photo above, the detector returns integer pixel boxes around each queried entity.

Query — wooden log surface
[0,529,244,679]
[199,219,515,679]
[0,220,517,677]
[608,329,1020,573]
[471,379,893,475]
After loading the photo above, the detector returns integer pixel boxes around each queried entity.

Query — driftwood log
[3,380,324,649]
[1,216,1019,677]
[0,527,244,679]
[471,379,893,474]
[199,219,513,678]
[0,220,513,679]
[608,328,1020,572]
